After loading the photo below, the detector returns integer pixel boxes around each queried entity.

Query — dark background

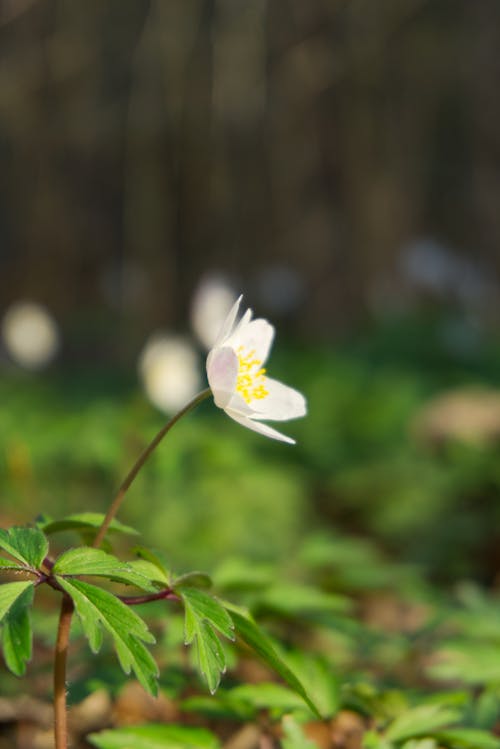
[1,0,499,355]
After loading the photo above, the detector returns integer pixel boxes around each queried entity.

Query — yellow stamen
[236,347,269,403]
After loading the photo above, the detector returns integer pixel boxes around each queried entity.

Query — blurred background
[1,0,500,585]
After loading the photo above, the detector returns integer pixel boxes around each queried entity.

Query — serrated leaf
[181,588,234,641]
[2,585,34,675]
[193,621,227,694]
[385,704,461,742]
[53,548,156,591]
[226,604,320,718]
[0,527,48,568]
[435,729,500,749]
[41,513,138,537]
[180,588,235,694]
[57,577,158,695]
[88,723,220,749]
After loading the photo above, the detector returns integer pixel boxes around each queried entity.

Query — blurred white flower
[139,335,201,414]
[190,275,236,349]
[2,301,60,370]
[206,296,306,443]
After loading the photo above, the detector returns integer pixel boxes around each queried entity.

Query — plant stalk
[93,388,211,548]
[53,594,74,749]
[51,388,211,748]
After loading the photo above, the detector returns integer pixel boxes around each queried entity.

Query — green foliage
[0,527,48,569]
[88,723,220,749]
[0,581,34,622]
[53,547,156,590]
[435,729,500,749]
[57,577,158,694]
[3,322,500,744]
[180,587,235,694]
[227,605,320,718]
[132,547,171,583]
[281,716,318,749]
[1,584,34,675]
[384,704,462,742]
[226,682,308,714]
[41,513,138,538]
[284,652,340,718]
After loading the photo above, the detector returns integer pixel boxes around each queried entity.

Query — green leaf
[172,572,212,590]
[128,559,170,587]
[281,715,319,749]
[226,605,320,718]
[57,577,158,695]
[180,693,254,721]
[41,513,138,537]
[386,704,462,742]
[257,583,351,618]
[133,547,171,579]
[180,588,235,694]
[285,652,340,718]
[181,588,234,641]
[0,527,48,568]
[53,548,156,591]
[212,557,274,592]
[428,643,500,686]
[88,723,220,749]
[230,683,308,713]
[0,557,27,571]
[0,582,34,623]
[435,729,500,749]
[362,731,394,749]
[1,585,34,675]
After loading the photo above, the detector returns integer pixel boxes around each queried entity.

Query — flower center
[236,347,269,403]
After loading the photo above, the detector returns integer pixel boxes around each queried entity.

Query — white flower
[139,334,201,413]
[206,296,306,443]
[2,301,60,370]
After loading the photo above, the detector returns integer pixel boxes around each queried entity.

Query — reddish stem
[53,595,74,749]
[120,588,179,605]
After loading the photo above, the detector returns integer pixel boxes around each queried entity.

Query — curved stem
[53,594,74,749]
[50,389,211,748]
[120,588,179,605]
[93,388,211,549]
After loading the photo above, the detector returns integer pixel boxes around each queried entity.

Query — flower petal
[249,377,307,421]
[213,295,242,347]
[206,346,238,408]
[226,318,275,364]
[225,409,296,444]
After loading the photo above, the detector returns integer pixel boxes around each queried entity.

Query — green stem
[93,388,211,549]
